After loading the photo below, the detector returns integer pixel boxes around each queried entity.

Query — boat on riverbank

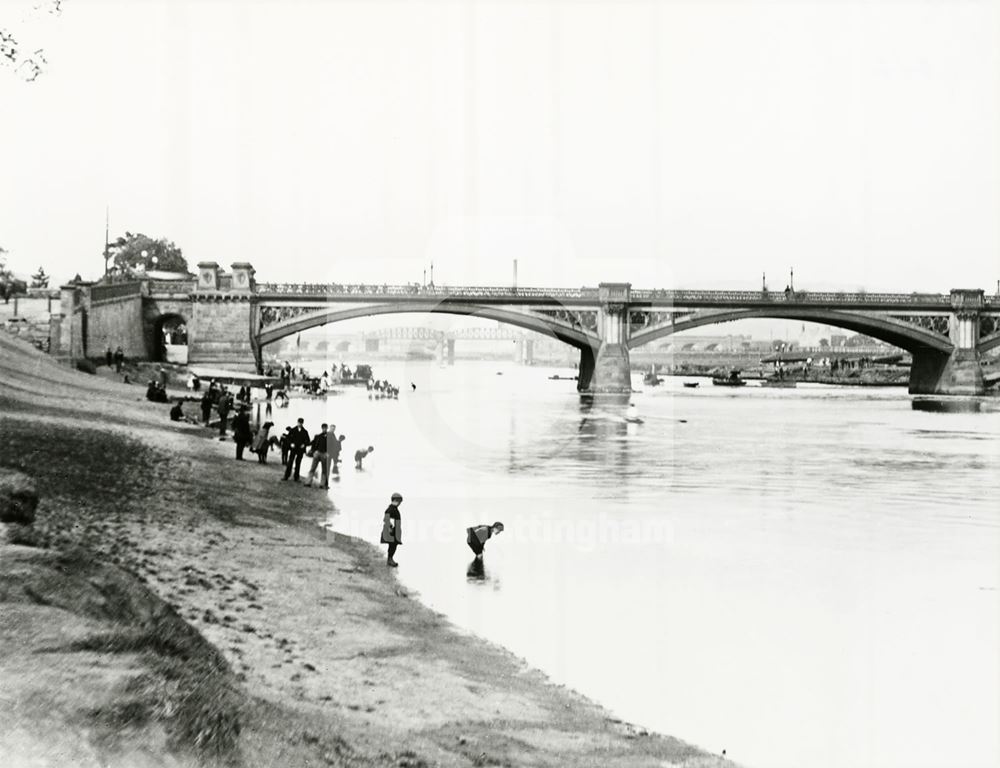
[338,363,374,386]
[712,370,746,387]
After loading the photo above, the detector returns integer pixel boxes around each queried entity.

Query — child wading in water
[381,493,403,567]
[466,522,504,558]
[355,445,374,469]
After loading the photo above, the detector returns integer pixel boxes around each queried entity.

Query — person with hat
[232,405,253,460]
[304,423,331,489]
[466,522,504,558]
[381,493,403,567]
[282,418,310,481]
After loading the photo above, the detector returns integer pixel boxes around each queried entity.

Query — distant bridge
[55,263,1000,395]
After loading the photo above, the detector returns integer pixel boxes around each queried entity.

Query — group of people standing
[103,345,126,373]
[279,418,340,487]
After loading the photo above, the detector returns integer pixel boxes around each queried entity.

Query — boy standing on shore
[381,493,403,567]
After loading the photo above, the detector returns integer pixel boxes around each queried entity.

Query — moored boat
[682,381,700,388]
[712,370,746,387]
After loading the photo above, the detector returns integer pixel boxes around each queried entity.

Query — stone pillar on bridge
[188,261,259,372]
[909,289,985,395]
[590,283,632,394]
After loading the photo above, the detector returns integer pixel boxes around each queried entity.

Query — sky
[1,0,998,295]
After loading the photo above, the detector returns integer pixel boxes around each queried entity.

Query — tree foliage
[31,266,50,288]
[0,247,28,303]
[1,1,64,82]
[107,232,188,277]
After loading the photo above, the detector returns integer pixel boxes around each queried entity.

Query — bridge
[53,261,1000,395]
[284,325,554,365]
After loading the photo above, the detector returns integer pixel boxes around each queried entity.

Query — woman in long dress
[252,421,274,463]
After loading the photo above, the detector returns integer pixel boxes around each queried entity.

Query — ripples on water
[270,361,999,768]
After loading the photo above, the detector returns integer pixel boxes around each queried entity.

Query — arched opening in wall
[154,314,188,364]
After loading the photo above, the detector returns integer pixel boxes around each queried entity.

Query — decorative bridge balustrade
[254,282,966,310]
[257,282,602,300]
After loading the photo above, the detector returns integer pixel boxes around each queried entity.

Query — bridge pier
[447,338,455,365]
[576,346,596,392]
[589,283,632,394]
[187,262,258,371]
[909,289,985,395]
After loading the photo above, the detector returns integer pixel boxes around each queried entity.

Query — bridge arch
[151,312,188,363]
[628,307,954,355]
[256,301,601,352]
[978,331,1000,354]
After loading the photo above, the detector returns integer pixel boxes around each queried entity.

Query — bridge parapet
[147,279,196,296]
[257,282,603,300]
[255,282,957,309]
[89,281,143,305]
[631,289,953,307]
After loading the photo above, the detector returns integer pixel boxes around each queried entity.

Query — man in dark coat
[200,391,213,426]
[232,407,253,460]
[304,423,331,489]
[279,426,292,465]
[381,493,403,567]
[466,522,504,558]
[282,418,310,481]
[217,391,231,437]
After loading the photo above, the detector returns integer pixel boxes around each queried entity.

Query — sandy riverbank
[0,334,729,768]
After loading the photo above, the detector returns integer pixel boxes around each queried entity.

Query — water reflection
[466,557,486,581]
[912,397,983,413]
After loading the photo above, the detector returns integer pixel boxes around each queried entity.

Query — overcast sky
[1,0,998,293]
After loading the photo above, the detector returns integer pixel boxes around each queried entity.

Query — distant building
[829,334,847,348]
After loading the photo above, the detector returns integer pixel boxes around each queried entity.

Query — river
[261,359,999,768]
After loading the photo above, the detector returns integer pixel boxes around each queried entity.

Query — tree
[31,266,49,288]
[107,232,188,277]
[0,247,28,304]
[1,1,64,82]
[819,338,830,349]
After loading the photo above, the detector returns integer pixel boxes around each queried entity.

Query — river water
[264,360,999,768]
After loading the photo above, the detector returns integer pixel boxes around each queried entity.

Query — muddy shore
[0,334,728,768]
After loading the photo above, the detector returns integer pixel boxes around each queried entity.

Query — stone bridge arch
[628,307,954,355]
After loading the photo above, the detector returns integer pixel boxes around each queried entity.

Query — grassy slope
[0,334,729,768]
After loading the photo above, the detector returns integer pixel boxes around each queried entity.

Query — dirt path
[0,334,729,768]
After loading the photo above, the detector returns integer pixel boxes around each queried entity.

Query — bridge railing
[631,289,952,306]
[255,282,952,306]
[89,281,143,304]
[147,279,197,294]
[256,282,601,300]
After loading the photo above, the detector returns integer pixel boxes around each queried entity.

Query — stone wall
[188,298,256,371]
[87,295,147,360]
